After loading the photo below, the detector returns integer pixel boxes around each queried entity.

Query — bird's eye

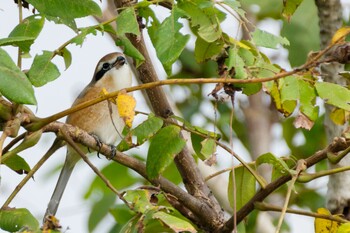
[102,63,110,70]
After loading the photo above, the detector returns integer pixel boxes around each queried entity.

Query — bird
[44,52,132,220]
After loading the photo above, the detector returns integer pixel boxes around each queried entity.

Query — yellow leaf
[331,27,350,44]
[314,208,341,233]
[338,223,350,233]
[100,88,117,104]
[117,92,136,128]
[330,108,347,125]
[229,37,251,50]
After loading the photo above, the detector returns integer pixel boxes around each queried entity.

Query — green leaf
[240,83,262,96]
[2,130,42,164]
[148,6,190,75]
[228,166,256,210]
[281,76,318,121]
[256,153,291,176]
[27,51,60,87]
[200,138,216,159]
[85,162,140,198]
[110,204,135,225]
[194,37,224,63]
[191,134,216,160]
[26,0,102,20]
[117,115,163,151]
[146,125,186,179]
[0,208,39,232]
[178,0,225,42]
[281,0,319,66]
[225,47,262,95]
[152,211,197,233]
[88,194,116,232]
[264,80,296,117]
[119,215,141,233]
[8,15,45,53]
[116,8,140,36]
[59,47,72,70]
[282,0,303,21]
[138,4,159,26]
[124,190,154,213]
[226,47,247,79]
[116,36,145,67]
[3,155,31,174]
[223,0,247,20]
[71,27,97,46]
[0,48,36,104]
[316,82,350,111]
[97,23,117,35]
[0,36,35,50]
[134,115,163,144]
[252,28,289,49]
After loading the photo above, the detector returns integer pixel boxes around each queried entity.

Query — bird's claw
[108,145,117,160]
[89,133,103,158]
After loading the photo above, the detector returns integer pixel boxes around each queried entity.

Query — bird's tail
[44,148,79,221]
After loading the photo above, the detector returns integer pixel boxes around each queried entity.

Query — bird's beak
[112,56,126,68]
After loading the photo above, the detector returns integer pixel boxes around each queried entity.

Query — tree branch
[113,0,225,230]
[41,121,220,231]
[218,137,350,233]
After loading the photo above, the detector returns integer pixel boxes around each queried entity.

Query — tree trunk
[315,0,350,219]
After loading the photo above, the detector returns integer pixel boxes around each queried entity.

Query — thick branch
[113,0,224,230]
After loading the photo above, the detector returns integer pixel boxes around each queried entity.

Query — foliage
[1,0,350,233]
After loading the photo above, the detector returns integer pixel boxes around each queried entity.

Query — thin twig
[1,139,63,208]
[255,202,349,224]
[275,160,307,233]
[0,132,8,163]
[229,95,237,233]
[2,132,26,155]
[17,0,23,69]
[25,68,311,132]
[60,126,132,208]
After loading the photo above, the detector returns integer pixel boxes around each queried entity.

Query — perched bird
[44,52,132,219]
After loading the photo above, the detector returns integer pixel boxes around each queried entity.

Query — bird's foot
[89,133,103,158]
[107,145,117,160]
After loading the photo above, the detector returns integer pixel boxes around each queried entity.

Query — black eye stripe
[94,68,108,81]
[94,56,126,81]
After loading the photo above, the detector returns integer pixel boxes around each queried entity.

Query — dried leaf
[293,112,314,130]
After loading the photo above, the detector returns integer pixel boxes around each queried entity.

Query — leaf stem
[298,163,350,183]
[17,0,23,69]
[255,202,349,224]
